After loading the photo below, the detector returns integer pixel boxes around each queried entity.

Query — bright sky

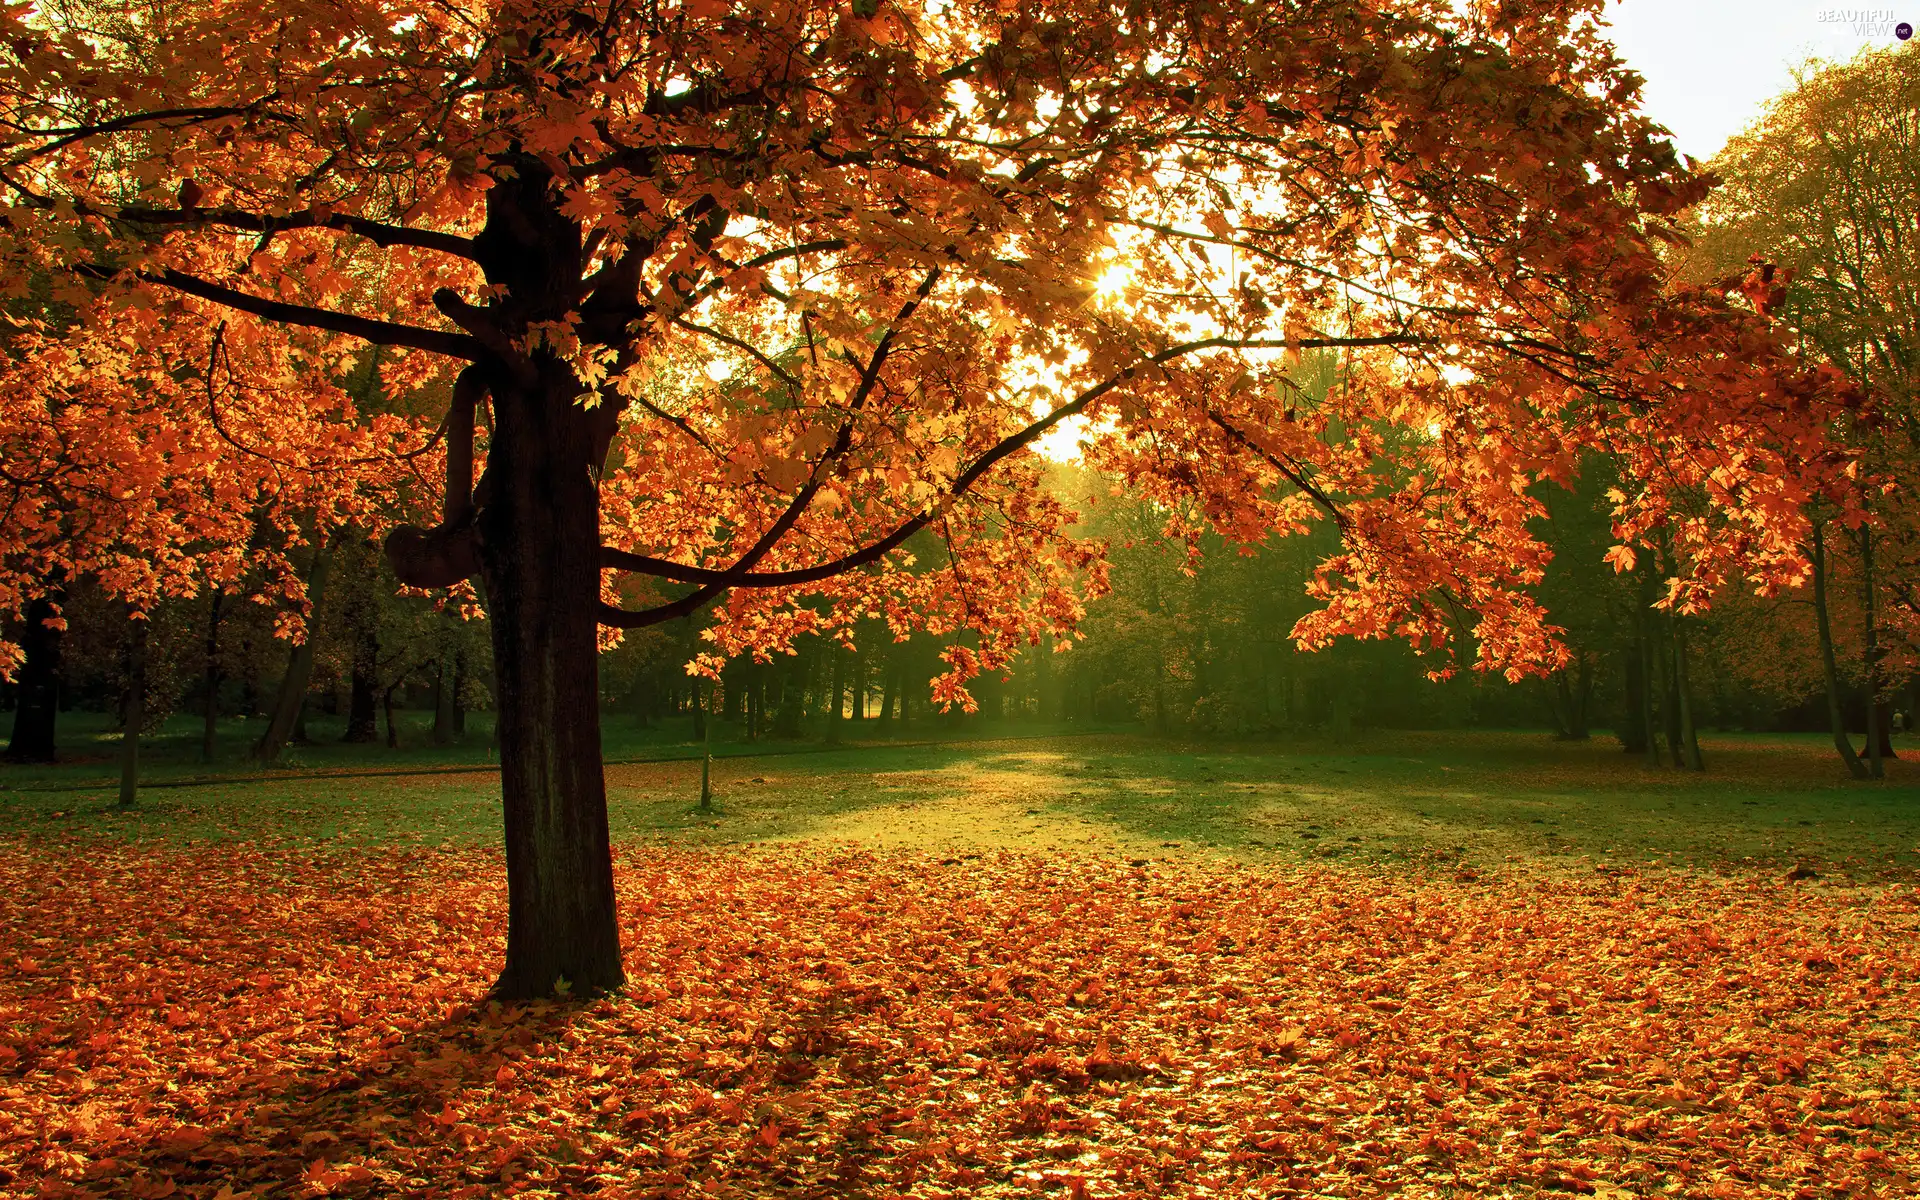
[1602,0,1909,161]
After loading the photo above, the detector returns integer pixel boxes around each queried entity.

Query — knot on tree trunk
[385,520,480,588]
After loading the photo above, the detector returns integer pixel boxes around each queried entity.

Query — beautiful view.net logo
[1816,8,1915,37]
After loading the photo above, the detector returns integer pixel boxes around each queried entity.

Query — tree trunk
[1671,616,1703,771]
[773,648,804,737]
[433,619,459,745]
[200,591,225,763]
[432,656,455,744]
[1872,701,1897,760]
[691,671,708,742]
[851,647,866,722]
[119,614,148,810]
[1860,526,1884,779]
[4,592,63,763]
[384,684,401,749]
[255,544,332,763]
[342,627,380,743]
[826,644,845,744]
[1812,524,1868,779]
[1639,632,1661,767]
[1547,673,1574,739]
[1570,651,1595,740]
[453,653,468,736]
[878,657,896,734]
[477,362,623,1000]
[745,664,761,740]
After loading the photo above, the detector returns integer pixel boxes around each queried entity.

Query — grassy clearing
[4,718,1917,880]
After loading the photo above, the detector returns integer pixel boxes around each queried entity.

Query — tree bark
[477,358,623,999]
[453,653,469,737]
[119,614,148,810]
[745,664,761,740]
[1812,524,1869,779]
[1859,526,1884,778]
[826,643,846,744]
[433,616,459,745]
[432,654,455,744]
[200,591,225,763]
[690,670,707,742]
[383,684,402,748]
[1568,651,1595,740]
[255,544,332,763]
[1639,632,1661,768]
[342,629,380,743]
[1617,643,1648,755]
[4,592,63,763]
[1671,615,1704,771]
[771,651,798,738]
[897,657,912,728]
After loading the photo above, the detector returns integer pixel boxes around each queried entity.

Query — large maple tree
[0,0,1855,995]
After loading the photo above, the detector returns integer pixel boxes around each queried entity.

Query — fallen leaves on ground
[0,838,1915,1198]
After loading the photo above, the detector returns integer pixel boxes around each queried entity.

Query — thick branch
[6,104,271,167]
[77,264,485,359]
[115,204,479,260]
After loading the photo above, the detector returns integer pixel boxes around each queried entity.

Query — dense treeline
[6,454,1913,766]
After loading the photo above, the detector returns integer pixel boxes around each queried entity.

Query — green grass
[4,712,1918,880]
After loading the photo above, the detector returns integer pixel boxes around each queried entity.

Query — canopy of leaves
[0,0,1863,694]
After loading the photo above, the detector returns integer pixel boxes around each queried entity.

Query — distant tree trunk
[1860,526,1885,779]
[691,673,708,742]
[774,647,805,737]
[1660,652,1683,768]
[878,655,896,734]
[255,542,332,763]
[1546,674,1573,738]
[1551,648,1597,733]
[1617,644,1648,755]
[745,664,761,741]
[1638,631,1661,767]
[200,591,225,763]
[851,647,866,722]
[1872,701,1897,760]
[433,650,457,744]
[383,683,402,748]
[1671,616,1704,771]
[453,652,469,736]
[119,614,149,810]
[1570,651,1595,740]
[1812,524,1868,779]
[342,626,380,743]
[4,592,63,764]
[826,645,846,744]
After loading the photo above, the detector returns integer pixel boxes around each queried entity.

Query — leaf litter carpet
[0,841,1914,1198]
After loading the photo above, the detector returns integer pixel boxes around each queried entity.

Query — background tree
[1686,44,1920,775]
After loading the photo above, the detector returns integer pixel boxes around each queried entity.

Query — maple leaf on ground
[1,836,1913,1199]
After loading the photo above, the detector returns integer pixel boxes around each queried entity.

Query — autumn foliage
[2,838,1914,1199]
[0,0,1873,991]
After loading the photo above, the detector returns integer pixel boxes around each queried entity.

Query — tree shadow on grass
[40,984,991,1200]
